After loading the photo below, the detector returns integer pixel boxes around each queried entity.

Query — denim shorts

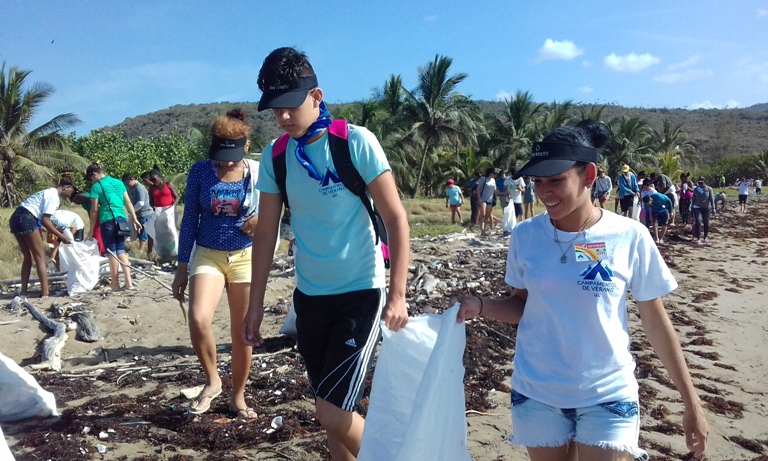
[138,214,152,241]
[101,218,127,255]
[9,207,40,235]
[510,390,647,459]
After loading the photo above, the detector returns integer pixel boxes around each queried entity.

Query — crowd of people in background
[448,166,539,237]
[446,161,763,248]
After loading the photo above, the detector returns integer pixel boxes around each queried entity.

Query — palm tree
[652,118,699,168]
[1,63,86,206]
[755,149,768,177]
[401,55,476,198]
[655,150,684,179]
[577,104,607,123]
[537,100,576,137]
[447,147,493,186]
[485,90,544,170]
[603,116,655,178]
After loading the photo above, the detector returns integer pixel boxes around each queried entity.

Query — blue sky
[3,0,768,135]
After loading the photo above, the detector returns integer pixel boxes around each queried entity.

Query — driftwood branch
[0,271,67,286]
[127,256,156,267]
[22,299,68,371]
[1,274,68,287]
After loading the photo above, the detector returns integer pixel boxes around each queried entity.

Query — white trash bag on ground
[57,229,101,295]
[0,425,14,460]
[358,304,471,461]
[145,206,178,261]
[502,204,517,233]
[0,352,58,422]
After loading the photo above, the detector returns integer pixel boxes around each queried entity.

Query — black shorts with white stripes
[293,287,385,411]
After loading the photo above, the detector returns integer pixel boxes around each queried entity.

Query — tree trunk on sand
[411,138,432,199]
[23,299,68,371]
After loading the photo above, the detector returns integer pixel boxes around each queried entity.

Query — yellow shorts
[189,246,252,284]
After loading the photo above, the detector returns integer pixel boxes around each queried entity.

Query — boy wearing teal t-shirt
[243,47,410,461]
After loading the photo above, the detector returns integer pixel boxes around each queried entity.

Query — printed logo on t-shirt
[319,167,347,197]
[211,189,241,216]
[577,261,617,294]
[574,242,606,262]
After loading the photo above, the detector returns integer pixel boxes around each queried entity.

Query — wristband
[476,296,484,317]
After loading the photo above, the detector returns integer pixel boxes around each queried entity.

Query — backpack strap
[272,120,383,245]
[328,120,382,245]
[272,133,291,209]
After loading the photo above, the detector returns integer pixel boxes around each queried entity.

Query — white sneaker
[697,239,703,245]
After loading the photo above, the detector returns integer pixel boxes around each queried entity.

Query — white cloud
[424,15,438,22]
[496,90,513,101]
[578,86,594,94]
[758,8,768,17]
[653,69,713,83]
[603,53,660,73]
[666,54,700,71]
[688,100,741,110]
[538,39,584,61]
[582,60,593,67]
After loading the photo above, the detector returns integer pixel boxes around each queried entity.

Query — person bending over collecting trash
[642,192,672,244]
[172,109,260,420]
[49,209,86,271]
[454,120,709,461]
[714,190,727,214]
[243,47,409,461]
[8,178,77,298]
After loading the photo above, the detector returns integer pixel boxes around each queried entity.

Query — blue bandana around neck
[293,102,332,181]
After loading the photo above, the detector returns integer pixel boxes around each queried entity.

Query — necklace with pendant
[553,212,593,264]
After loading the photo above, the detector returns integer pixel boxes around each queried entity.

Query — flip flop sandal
[188,388,222,414]
[229,406,258,420]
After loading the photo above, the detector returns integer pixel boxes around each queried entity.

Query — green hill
[106,101,768,160]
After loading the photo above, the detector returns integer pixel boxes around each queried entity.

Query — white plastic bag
[278,299,297,337]
[145,206,178,261]
[0,425,14,460]
[632,195,641,221]
[502,204,517,233]
[358,304,471,461]
[58,230,101,295]
[0,352,58,422]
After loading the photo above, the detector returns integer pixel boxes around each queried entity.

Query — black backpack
[271,119,389,265]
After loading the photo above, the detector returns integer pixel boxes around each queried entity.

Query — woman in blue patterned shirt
[172,109,260,419]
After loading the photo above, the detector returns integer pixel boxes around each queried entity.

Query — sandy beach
[2,198,768,460]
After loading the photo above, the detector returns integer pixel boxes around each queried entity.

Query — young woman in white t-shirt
[9,179,78,297]
[455,120,708,460]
